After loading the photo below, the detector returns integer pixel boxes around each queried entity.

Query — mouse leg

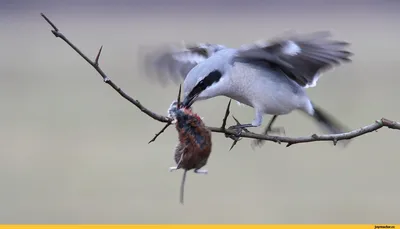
[169,167,178,172]
[194,169,208,174]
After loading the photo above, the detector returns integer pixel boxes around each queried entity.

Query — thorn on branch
[232,116,250,133]
[51,30,61,38]
[95,45,103,66]
[177,84,182,108]
[229,140,238,151]
[221,99,232,130]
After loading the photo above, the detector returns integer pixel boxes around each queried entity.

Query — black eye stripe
[187,70,223,98]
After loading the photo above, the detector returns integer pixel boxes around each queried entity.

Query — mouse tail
[180,170,187,205]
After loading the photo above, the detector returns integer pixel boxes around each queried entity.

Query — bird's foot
[169,166,178,172]
[251,126,286,148]
[223,116,254,150]
[225,124,251,141]
[194,169,208,174]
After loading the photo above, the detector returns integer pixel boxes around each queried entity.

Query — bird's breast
[226,63,307,115]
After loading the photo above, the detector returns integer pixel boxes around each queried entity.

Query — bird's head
[181,69,225,108]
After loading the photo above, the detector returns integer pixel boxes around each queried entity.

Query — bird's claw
[224,125,248,141]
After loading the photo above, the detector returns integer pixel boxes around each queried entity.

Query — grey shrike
[139,31,353,142]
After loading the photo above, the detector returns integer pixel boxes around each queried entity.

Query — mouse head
[168,84,203,123]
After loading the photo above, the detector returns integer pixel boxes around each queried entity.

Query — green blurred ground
[0,8,399,224]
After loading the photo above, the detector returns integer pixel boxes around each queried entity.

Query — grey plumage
[140,42,226,85]
[140,31,353,140]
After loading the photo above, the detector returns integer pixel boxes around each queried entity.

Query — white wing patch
[283,40,301,56]
[173,52,207,65]
[239,40,270,51]
[303,73,321,88]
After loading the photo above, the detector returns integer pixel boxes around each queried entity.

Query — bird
[139,31,353,143]
[167,86,212,204]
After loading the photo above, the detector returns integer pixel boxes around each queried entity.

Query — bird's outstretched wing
[233,31,353,88]
[138,42,227,86]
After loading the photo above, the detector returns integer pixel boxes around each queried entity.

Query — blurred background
[1,0,400,224]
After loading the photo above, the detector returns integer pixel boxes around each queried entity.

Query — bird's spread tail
[180,170,187,205]
[311,103,351,146]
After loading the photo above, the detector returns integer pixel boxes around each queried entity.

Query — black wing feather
[233,31,353,87]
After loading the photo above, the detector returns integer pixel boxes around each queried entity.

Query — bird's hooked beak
[181,93,199,109]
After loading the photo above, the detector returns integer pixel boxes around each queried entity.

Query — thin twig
[148,122,172,144]
[40,13,171,124]
[41,13,400,147]
[148,84,182,144]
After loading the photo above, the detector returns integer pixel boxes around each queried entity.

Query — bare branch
[208,118,400,147]
[40,13,171,124]
[41,13,400,148]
